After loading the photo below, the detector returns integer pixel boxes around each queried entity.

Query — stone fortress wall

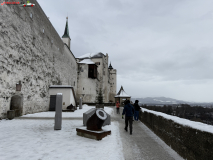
[0,0,77,118]
[139,110,213,160]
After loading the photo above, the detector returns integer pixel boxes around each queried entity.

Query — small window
[74,81,75,86]
[30,13,33,18]
[95,62,100,65]
[32,37,36,45]
[83,87,84,90]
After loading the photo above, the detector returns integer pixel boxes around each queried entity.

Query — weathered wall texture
[109,68,116,102]
[49,88,75,110]
[76,53,116,103]
[76,64,99,103]
[139,110,213,160]
[0,0,77,118]
[91,55,110,103]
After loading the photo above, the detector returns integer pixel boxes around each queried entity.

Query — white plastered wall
[49,88,75,110]
[76,64,97,103]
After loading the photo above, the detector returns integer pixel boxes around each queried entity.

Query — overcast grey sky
[37,0,213,102]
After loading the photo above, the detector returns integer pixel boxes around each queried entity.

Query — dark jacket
[134,103,141,111]
[122,103,135,117]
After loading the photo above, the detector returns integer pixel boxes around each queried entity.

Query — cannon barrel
[86,109,108,131]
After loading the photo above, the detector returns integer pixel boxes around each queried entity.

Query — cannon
[86,109,107,131]
[76,109,111,140]
[83,108,111,126]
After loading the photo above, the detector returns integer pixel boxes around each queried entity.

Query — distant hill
[131,97,213,106]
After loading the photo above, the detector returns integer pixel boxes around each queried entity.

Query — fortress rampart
[139,110,213,160]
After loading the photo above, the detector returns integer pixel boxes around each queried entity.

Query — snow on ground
[142,108,213,134]
[21,105,113,118]
[0,106,124,160]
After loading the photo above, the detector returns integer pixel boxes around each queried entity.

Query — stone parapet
[139,110,213,160]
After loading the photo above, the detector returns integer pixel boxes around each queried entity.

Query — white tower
[108,62,117,102]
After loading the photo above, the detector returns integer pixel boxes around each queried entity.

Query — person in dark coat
[133,100,141,121]
[122,100,135,135]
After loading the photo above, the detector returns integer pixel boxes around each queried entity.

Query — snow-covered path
[112,107,184,160]
[0,105,124,160]
[0,105,184,160]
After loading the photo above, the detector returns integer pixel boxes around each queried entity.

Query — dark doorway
[10,95,23,117]
[49,95,56,111]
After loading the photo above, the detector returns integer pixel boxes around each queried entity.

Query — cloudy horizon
[37,0,213,102]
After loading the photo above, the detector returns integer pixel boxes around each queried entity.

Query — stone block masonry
[139,110,213,160]
[0,0,77,118]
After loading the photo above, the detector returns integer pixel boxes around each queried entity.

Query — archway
[10,95,23,117]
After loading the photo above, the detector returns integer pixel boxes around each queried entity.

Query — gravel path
[112,107,184,160]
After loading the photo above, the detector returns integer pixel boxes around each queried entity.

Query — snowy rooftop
[78,59,95,64]
[115,90,130,97]
[77,52,105,59]
[115,86,130,97]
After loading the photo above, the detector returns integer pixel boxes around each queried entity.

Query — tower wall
[88,57,109,103]
[62,37,71,49]
[109,69,117,102]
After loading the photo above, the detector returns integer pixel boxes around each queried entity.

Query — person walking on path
[133,100,141,121]
[116,101,120,114]
[122,100,135,135]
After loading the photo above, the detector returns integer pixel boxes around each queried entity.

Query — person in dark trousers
[116,101,120,114]
[122,100,135,135]
[133,100,141,121]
